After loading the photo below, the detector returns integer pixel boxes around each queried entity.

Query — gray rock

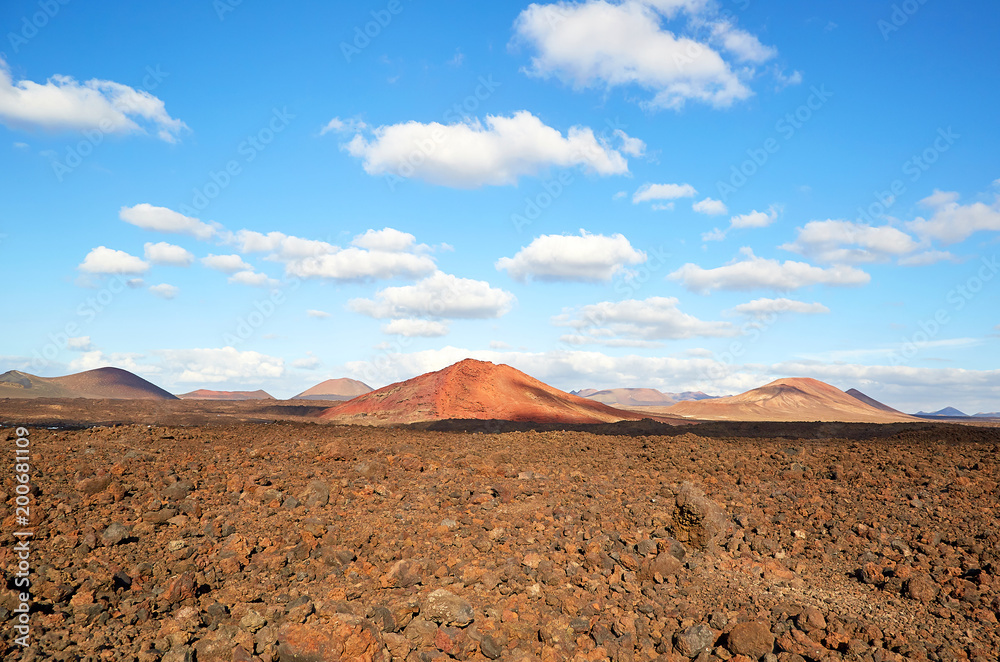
[675,623,715,658]
[101,522,130,546]
[422,589,474,627]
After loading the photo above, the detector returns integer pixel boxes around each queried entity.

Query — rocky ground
[1,418,999,661]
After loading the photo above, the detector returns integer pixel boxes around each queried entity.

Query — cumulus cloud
[0,57,188,142]
[730,206,779,229]
[907,190,1000,244]
[704,205,779,241]
[228,270,277,287]
[512,0,779,110]
[349,272,515,320]
[149,283,179,299]
[285,248,436,281]
[78,247,149,274]
[120,204,216,239]
[227,229,336,260]
[351,227,420,252]
[382,319,450,337]
[67,336,92,351]
[342,111,630,188]
[68,349,153,373]
[496,231,646,282]
[156,347,284,383]
[632,182,697,204]
[728,297,830,318]
[201,254,253,274]
[781,219,920,264]
[692,197,728,215]
[319,116,366,135]
[670,248,870,293]
[553,296,738,343]
[144,241,194,267]
[306,309,331,319]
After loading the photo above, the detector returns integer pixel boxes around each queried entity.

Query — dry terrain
[1,400,998,662]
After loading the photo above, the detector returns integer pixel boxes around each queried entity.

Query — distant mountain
[293,378,373,401]
[667,377,917,423]
[0,367,177,400]
[177,389,275,400]
[572,388,717,407]
[845,388,904,414]
[973,412,1000,418]
[320,359,672,425]
[915,407,968,417]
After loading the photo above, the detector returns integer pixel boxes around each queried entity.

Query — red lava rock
[277,616,389,662]
[726,620,775,659]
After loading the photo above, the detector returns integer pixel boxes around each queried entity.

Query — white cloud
[490,340,512,350]
[670,248,870,293]
[349,271,515,320]
[692,197,728,215]
[68,349,153,373]
[0,57,188,142]
[897,250,956,267]
[351,227,419,252]
[120,204,216,240]
[711,21,776,64]
[553,296,738,342]
[201,254,253,274]
[144,241,194,267]
[149,283,179,299]
[78,247,149,274]
[701,228,727,242]
[730,206,779,229]
[319,116,366,135]
[907,190,1000,244]
[496,230,646,282]
[615,129,646,157]
[306,309,331,319]
[156,347,284,384]
[632,182,697,204]
[343,111,630,188]
[285,248,436,281]
[228,270,277,287]
[67,336,92,351]
[228,229,335,259]
[728,297,830,318]
[513,0,777,110]
[781,219,920,264]
[293,356,321,370]
[704,205,779,241]
[382,319,450,337]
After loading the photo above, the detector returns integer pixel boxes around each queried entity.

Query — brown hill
[293,378,373,401]
[0,367,177,400]
[667,377,918,423]
[177,389,275,401]
[576,388,718,407]
[319,359,678,425]
[845,388,903,414]
[577,387,676,407]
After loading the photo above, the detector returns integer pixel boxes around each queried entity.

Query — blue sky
[1,0,999,412]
